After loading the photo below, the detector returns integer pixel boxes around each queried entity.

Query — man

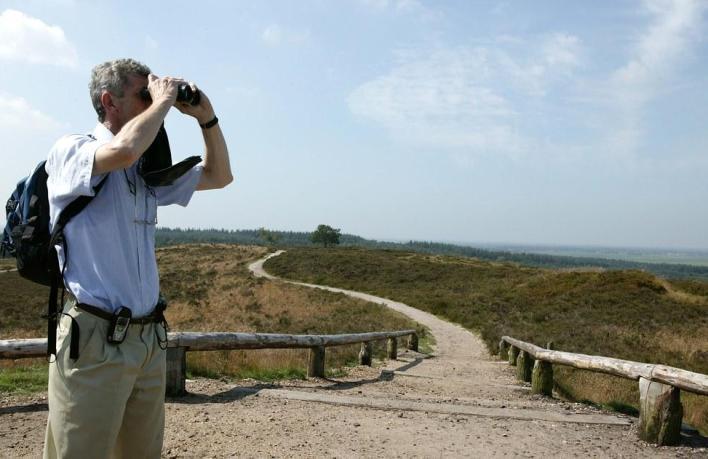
[43,58,232,458]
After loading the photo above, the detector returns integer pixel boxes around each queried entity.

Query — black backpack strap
[46,175,108,360]
[53,176,109,233]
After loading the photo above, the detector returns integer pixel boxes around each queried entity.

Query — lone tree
[311,224,341,247]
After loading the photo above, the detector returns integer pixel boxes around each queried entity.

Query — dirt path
[1,252,705,457]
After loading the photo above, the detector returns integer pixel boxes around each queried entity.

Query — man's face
[112,73,151,128]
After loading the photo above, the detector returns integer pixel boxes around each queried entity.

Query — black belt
[76,303,163,324]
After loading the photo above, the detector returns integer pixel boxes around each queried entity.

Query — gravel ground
[0,253,706,457]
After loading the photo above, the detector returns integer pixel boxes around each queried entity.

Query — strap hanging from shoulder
[46,175,108,360]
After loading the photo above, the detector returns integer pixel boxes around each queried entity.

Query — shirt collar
[92,123,115,142]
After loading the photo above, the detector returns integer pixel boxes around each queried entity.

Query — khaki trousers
[43,300,166,459]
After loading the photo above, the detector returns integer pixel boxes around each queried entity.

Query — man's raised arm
[195,115,232,191]
[174,89,232,191]
[93,74,179,175]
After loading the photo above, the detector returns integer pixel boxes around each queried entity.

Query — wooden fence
[5,331,704,446]
[499,336,708,446]
[0,330,419,396]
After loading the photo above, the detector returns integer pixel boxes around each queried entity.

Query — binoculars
[176,84,201,105]
[139,83,200,106]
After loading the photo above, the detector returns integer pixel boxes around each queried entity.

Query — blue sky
[1,0,707,249]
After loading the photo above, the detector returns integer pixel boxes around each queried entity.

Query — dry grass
[157,244,424,379]
[1,244,426,387]
[660,279,708,306]
[0,258,15,272]
[0,271,48,339]
[554,368,706,431]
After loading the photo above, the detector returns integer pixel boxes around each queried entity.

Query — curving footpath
[239,251,702,457]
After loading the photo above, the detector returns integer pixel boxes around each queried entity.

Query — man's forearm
[197,122,232,190]
[114,99,172,158]
[93,99,172,175]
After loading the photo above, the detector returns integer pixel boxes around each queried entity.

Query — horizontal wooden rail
[502,336,708,396]
[499,336,708,446]
[1,330,419,398]
[0,330,417,359]
[169,330,417,351]
[0,339,46,359]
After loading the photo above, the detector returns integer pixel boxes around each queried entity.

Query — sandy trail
[1,251,704,457]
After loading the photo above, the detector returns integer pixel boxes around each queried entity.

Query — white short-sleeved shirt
[46,124,203,317]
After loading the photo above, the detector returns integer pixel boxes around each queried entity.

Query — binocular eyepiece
[139,83,201,106]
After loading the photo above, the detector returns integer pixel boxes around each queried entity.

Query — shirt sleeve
[45,135,108,201]
[154,164,203,207]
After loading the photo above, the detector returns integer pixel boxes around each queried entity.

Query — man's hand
[174,81,216,125]
[147,74,179,105]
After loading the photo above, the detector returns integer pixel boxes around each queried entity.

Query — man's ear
[100,90,117,117]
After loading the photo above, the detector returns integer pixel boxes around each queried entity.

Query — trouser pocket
[57,302,105,366]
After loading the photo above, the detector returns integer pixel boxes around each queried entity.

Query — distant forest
[156,227,708,280]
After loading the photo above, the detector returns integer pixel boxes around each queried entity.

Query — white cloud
[542,33,581,68]
[0,9,78,67]
[348,48,521,152]
[0,93,65,132]
[601,0,705,157]
[261,23,310,46]
[348,37,581,155]
[613,0,703,106]
[494,33,581,97]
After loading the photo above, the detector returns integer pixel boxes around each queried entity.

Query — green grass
[417,329,435,354]
[264,246,708,433]
[0,364,48,394]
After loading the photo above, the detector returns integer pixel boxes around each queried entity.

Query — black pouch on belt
[138,123,201,187]
[107,306,132,344]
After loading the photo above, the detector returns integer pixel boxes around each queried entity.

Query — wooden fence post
[408,333,419,352]
[508,345,519,366]
[308,346,326,378]
[499,339,509,360]
[166,346,187,396]
[516,350,533,383]
[387,337,398,360]
[359,342,373,366]
[531,360,553,396]
[531,342,554,396]
[638,377,683,446]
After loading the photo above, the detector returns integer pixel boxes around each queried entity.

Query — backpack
[1,175,26,258]
[3,162,55,284]
[3,160,107,358]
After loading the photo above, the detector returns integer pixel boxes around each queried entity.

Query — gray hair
[89,58,151,121]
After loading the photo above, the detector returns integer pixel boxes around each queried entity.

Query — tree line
[153,227,708,280]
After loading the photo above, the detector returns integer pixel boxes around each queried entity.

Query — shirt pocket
[144,187,158,225]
